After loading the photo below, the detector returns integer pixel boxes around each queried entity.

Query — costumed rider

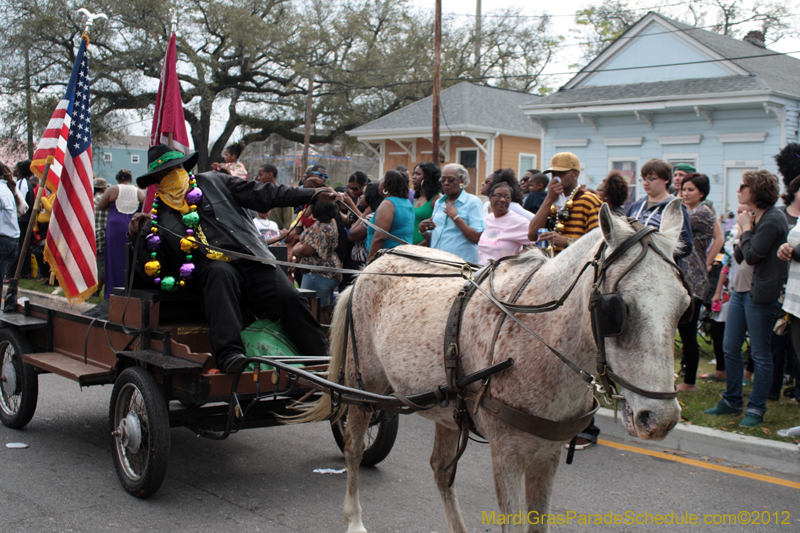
[129,144,339,374]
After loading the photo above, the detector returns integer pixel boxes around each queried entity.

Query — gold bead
[565,199,574,210]
[555,223,565,233]
[190,205,197,211]
[144,260,161,277]
[150,209,157,215]
[152,228,158,234]
[180,236,199,252]
[550,205,557,216]
[179,280,186,287]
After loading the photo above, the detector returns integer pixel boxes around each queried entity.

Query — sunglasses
[311,171,329,180]
[738,184,749,192]
[348,185,361,191]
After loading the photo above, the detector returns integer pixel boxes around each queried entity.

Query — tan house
[347,82,543,196]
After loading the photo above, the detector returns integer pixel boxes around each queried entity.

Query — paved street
[2,374,799,532]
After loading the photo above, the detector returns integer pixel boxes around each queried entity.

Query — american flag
[31,35,97,302]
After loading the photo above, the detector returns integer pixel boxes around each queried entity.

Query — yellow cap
[543,152,581,173]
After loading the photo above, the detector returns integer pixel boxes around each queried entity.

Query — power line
[443,3,690,19]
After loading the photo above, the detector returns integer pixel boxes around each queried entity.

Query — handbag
[774,313,790,336]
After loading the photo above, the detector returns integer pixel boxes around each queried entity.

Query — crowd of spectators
[5,140,800,439]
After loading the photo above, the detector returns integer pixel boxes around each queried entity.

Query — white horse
[297,201,688,533]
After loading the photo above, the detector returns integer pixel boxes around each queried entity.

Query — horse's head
[594,200,690,440]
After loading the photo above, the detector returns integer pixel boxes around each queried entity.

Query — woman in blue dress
[366,170,415,261]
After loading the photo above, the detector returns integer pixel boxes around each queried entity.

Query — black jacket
[734,205,789,304]
[134,171,314,281]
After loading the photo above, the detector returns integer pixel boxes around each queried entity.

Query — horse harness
[361,222,690,479]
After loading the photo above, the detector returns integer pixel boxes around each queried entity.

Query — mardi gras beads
[144,175,204,291]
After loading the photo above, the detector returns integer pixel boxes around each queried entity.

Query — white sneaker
[777,425,800,437]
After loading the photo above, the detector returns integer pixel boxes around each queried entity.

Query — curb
[2,286,94,313]
[595,407,800,477]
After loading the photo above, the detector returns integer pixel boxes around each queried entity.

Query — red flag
[145,33,190,211]
[31,35,97,303]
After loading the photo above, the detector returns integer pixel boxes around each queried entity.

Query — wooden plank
[0,312,48,330]
[23,351,113,383]
[116,350,204,375]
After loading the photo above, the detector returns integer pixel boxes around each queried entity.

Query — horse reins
[154,217,686,467]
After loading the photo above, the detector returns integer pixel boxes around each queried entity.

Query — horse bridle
[589,222,692,402]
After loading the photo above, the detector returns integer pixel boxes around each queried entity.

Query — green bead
[151,220,157,226]
[150,252,157,259]
[182,212,200,227]
[160,276,177,292]
[186,255,193,261]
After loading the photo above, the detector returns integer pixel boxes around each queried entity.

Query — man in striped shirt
[527,152,602,254]
[526,151,604,451]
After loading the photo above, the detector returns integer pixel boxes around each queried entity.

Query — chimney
[743,30,766,48]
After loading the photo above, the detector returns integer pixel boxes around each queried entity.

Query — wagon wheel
[109,367,170,498]
[0,327,38,429]
[331,409,398,467]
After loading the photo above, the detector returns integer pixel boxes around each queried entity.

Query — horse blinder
[594,292,628,338]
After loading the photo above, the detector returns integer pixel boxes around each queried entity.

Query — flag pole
[168,9,177,150]
[4,156,54,312]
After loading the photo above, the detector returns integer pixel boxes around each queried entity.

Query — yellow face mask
[157,168,190,214]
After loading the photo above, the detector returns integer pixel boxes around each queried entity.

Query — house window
[609,159,639,211]
[518,153,538,176]
[666,157,697,169]
[456,148,479,195]
[131,154,140,164]
[103,153,112,162]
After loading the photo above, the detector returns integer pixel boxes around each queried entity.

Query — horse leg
[430,422,468,533]
[343,405,371,533]
[523,449,560,533]
[490,440,526,533]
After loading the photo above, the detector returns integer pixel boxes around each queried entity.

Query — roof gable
[566,13,747,90]
[582,21,737,86]
[554,11,800,102]
[348,82,541,138]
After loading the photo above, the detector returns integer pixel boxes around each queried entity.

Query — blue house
[522,12,800,214]
[92,135,150,184]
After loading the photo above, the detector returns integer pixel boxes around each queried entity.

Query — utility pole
[432,0,442,166]
[25,48,33,158]
[302,70,313,174]
[474,0,481,79]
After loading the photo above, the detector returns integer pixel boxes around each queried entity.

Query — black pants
[677,298,703,385]
[194,260,327,364]
[709,320,726,372]
[580,417,600,440]
[769,329,798,397]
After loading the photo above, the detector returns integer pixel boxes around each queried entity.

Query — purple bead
[146,234,161,250]
[179,263,195,278]
[185,187,203,205]
[151,215,157,221]
[186,229,194,236]
[154,278,162,285]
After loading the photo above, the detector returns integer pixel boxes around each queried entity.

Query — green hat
[136,144,199,188]
[673,163,696,174]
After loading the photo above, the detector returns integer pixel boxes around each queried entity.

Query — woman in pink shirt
[478,182,534,265]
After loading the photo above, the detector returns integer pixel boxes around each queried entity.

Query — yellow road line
[598,438,800,490]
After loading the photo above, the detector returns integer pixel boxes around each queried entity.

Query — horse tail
[286,284,352,424]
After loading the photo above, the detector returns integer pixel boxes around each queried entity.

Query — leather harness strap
[465,394,601,442]
[486,261,542,364]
